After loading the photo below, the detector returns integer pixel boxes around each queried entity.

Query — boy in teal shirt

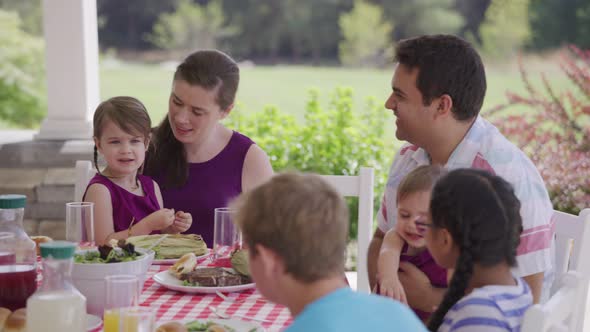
[231,172,427,331]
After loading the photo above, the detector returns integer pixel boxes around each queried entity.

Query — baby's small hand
[378,275,407,304]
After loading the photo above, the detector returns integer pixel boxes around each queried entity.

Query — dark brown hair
[145,50,240,188]
[93,96,151,175]
[231,172,348,283]
[427,169,523,331]
[395,34,487,121]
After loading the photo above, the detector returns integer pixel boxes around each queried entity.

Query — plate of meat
[153,267,255,294]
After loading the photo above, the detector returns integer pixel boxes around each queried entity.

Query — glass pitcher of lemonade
[26,241,86,332]
[0,194,37,310]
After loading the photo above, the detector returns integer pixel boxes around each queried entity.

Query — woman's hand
[167,211,192,234]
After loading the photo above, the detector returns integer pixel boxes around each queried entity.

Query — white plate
[160,318,265,332]
[153,270,255,294]
[86,313,102,331]
[152,250,210,265]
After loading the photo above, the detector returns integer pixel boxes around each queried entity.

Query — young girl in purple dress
[83,96,192,245]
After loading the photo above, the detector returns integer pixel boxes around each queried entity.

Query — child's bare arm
[84,183,115,245]
[377,228,407,302]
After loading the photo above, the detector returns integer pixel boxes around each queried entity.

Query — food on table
[127,234,207,260]
[74,239,142,263]
[229,249,250,277]
[156,321,189,332]
[185,320,235,332]
[169,253,198,278]
[30,236,53,256]
[1,308,26,332]
[179,267,251,287]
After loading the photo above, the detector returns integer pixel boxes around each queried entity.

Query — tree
[0,10,45,127]
[338,0,393,67]
[0,0,42,35]
[371,0,463,40]
[529,0,590,49]
[147,0,232,52]
[97,0,178,50]
[455,0,492,45]
[479,0,530,57]
[221,0,352,62]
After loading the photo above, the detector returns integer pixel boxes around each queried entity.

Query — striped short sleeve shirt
[439,277,533,332]
[378,116,555,297]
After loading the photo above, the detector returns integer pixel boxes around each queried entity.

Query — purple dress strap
[153,131,254,246]
[400,244,447,321]
[83,174,161,232]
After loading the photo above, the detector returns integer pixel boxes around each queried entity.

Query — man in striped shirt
[367,34,554,311]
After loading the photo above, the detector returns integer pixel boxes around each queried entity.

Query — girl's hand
[147,208,175,231]
[168,211,192,234]
[378,275,408,304]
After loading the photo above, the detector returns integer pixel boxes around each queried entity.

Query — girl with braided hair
[425,169,532,331]
[84,96,192,245]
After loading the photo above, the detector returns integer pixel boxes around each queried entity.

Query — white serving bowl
[72,248,154,316]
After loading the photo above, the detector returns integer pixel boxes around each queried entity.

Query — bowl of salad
[71,240,154,316]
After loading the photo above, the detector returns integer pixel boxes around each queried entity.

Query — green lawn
[100,60,571,132]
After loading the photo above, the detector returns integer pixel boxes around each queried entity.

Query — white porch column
[35,0,99,140]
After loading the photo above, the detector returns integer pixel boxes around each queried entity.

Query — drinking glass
[105,275,140,310]
[65,202,94,245]
[212,207,242,260]
[104,275,140,332]
[119,306,155,332]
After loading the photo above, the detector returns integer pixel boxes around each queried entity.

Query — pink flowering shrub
[488,46,590,213]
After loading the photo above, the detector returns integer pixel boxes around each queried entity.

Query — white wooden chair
[522,271,588,332]
[553,209,590,281]
[321,167,374,293]
[551,208,590,331]
[74,160,96,201]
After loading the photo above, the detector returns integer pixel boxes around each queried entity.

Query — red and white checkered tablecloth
[138,263,293,331]
[37,244,292,332]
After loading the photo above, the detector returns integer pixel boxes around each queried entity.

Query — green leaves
[338,0,393,67]
[0,9,45,127]
[227,87,397,238]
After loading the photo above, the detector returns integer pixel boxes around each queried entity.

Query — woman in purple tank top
[145,50,274,246]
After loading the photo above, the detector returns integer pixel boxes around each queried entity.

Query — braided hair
[427,169,523,331]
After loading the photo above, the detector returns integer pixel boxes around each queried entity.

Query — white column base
[35,118,93,140]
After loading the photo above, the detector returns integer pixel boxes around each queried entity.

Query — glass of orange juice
[103,308,120,332]
[119,306,155,332]
[103,275,140,332]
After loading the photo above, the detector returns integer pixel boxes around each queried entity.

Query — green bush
[228,87,397,239]
[0,9,45,127]
[146,0,234,52]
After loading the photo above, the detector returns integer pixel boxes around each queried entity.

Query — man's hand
[398,261,445,312]
[368,228,385,290]
[523,272,544,304]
